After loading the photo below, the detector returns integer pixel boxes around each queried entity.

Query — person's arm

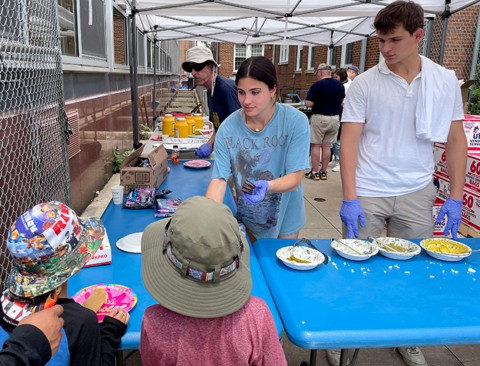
[340,123,364,200]
[98,309,129,366]
[267,171,303,193]
[207,131,216,149]
[445,121,467,200]
[205,178,227,204]
[305,100,313,108]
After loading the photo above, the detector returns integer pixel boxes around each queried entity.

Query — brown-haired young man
[335,1,467,366]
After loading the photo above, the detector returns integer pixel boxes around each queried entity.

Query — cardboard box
[432,197,448,236]
[462,115,480,151]
[84,230,112,268]
[461,80,476,114]
[432,174,450,201]
[465,153,480,194]
[461,188,480,232]
[433,144,449,181]
[120,145,168,194]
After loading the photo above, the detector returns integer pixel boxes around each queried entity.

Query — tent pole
[153,26,158,127]
[438,0,451,66]
[129,1,141,150]
[360,38,367,73]
[469,5,480,80]
[424,18,434,58]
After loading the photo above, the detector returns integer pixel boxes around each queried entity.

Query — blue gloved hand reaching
[339,199,365,239]
[436,197,462,240]
[195,143,212,158]
[242,180,269,205]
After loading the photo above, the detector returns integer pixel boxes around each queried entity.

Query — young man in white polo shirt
[333,1,467,366]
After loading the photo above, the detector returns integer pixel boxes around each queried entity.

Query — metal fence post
[129,0,141,149]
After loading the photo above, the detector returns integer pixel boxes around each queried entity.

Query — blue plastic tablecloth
[69,161,283,350]
[253,238,480,350]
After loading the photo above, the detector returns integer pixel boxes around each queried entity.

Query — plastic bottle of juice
[162,114,175,137]
[193,114,203,135]
[185,115,196,136]
[171,145,180,165]
[174,117,188,138]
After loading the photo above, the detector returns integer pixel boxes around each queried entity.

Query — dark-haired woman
[205,56,310,242]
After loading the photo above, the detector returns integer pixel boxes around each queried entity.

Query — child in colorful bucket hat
[0,201,128,366]
[140,196,287,366]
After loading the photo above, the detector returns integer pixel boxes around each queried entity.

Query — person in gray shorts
[304,64,345,181]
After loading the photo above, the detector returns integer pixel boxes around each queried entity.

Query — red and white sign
[433,174,450,201]
[462,115,480,151]
[84,230,112,268]
[432,197,448,237]
[461,188,480,232]
[433,145,449,181]
[465,153,480,194]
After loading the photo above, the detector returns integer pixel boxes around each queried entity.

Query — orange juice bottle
[171,145,180,165]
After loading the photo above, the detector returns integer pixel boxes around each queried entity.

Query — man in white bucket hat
[182,46,241,158]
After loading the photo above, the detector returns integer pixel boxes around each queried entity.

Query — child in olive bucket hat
[140,196,287,366]
[0,202,128,366]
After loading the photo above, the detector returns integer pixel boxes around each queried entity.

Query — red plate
[183,160,211,169]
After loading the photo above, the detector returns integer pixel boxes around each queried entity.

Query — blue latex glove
[195,143,212,158]
[436,197,463,240]
[244,180,269,205]
[339,199,365,239]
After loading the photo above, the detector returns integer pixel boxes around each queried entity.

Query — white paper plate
[276,246,325,270]
[420,238,471,262]
[330,239,378,261]
[116,232,143,253]
[372,237,421,260]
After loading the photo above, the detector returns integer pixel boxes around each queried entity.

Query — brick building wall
[113,17,125,65]
[180,41,196,78]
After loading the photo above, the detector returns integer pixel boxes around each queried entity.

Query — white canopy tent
[117,0,480,148]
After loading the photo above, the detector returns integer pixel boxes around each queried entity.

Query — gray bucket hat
[141,196,252,318]
[181,46,219,71]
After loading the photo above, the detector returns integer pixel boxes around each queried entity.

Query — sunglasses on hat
[184,61,210,73]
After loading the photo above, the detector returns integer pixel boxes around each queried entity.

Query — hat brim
[9,217,105,298]
[141,218,252,318]
[181,59,219,71]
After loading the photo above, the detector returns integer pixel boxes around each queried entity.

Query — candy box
[84,229,112,268]
[120,145,168,194]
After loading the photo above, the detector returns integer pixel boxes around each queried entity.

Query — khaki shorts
[310,114,340,145]
[342,182,437,239]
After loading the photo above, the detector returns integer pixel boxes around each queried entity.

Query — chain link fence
[0,0,70,288]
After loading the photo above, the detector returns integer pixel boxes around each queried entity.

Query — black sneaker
[306,171,320,181]
[320,171,327,180]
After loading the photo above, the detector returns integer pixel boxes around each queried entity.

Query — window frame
[307,46,315,70]
[327,46,337,67]
[341,42,354,67]
[296,46,303,71]
[233,44,264,72]
[279,45,289,64]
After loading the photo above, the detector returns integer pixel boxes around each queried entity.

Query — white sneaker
[397,347,427,366]
[332,163,340,172]
[328,160,337,167]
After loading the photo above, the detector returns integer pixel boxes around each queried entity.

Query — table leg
[116,351,124,366]
[310,349,317,366]
[340,349,360,366]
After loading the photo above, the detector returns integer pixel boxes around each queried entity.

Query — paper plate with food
[420,238,472,262]
[276,245,326,270]
[330,239,378,261]
[369,237,421,260]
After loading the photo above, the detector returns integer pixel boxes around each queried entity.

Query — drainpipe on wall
[438,0,451,66]
[360,38,367,73]
[153,27,158,127]
[129,0,141,150]
[469,6,480,80]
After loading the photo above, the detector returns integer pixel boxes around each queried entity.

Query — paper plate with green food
[276,245,325,270]
[369,237,421,260]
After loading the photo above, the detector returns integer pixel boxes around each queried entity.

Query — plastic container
[171,145,180,165]
[174,117,188,138]
[193,114,203,135]
[186,115,196,136]
[162,114,175,137]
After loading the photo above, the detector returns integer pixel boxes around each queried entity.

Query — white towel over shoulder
[416,55,458,143]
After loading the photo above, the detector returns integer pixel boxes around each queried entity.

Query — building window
[58,0,77,56]
[341,42,354,66]
[155,45,160,71]
[234,44,247,71]
[327,46,337,66]
[307,46,315,70]
[296,46,303,71]
[279,45,289,63]
[80,0,106,59]
[234,45,264,71]
[113,6,127,65]
[137,31,145,67]
[147,39,152,68]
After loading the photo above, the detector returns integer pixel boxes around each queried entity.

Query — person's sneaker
[320,171,327,180]
[332,163,340,172]
[397,347,427,366]
[328,160,337,167]
[305,171,320,181]
[326,349,348,366]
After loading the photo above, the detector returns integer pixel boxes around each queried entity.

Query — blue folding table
[69,161,283,365]
[253,238,480,366]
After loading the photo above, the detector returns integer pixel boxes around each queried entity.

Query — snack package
[155,198,183,218]
[155,189,172,198]
[123,188,156,209]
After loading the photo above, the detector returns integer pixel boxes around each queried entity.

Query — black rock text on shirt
[223,135,289,150]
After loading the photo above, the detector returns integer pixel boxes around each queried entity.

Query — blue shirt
[306,78,345,115]
[207,76,241,131]
[212,103,310,239]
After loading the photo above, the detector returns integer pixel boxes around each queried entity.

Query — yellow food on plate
[423,238,469,254]
[380,243,409,253]
[286,255,311,264]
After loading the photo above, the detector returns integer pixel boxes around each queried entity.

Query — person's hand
[106,307,130,325]
[243,180,269,204]
[18,305,64,356]
[195,143,212,158]
[339,199,365,238]
[437,197,463,240]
